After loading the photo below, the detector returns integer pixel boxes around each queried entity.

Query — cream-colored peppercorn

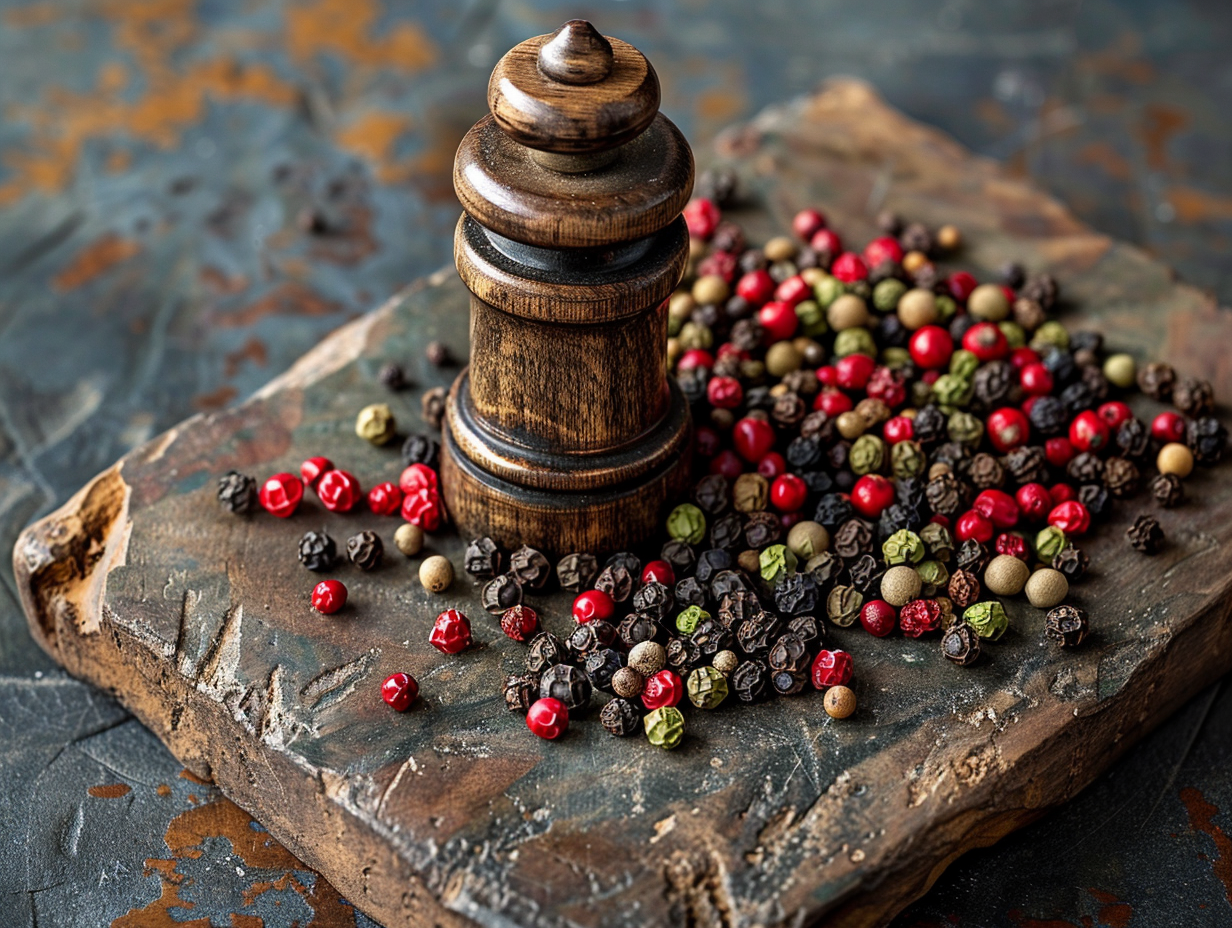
[824,685,856,719]
[1103,353,1136,389]
[763,235,798,263]
[827,294,870,330]
[419,555,453,593]
[393,523,424,557]
[1025,568,1069,609]
[628,641,667,677]
[787,520,830,559]
[855,397,891,425]
[881,566,922,607]
[713,650,739,676]
[688,236,707,261]
[692,274,729,306]
[765,341,803,377]
[984,554,1030,597]
[1157,442,1195,478]
[356,403,396,445]
[668,291,695,321]
[936,224,962,252]
[896,288,938,330]
[967,283,1010,322]
[801,267,826,287]
[836,411,866,439]
[902,251,928,274]
[611,667,645,699]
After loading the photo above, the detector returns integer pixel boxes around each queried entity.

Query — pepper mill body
[441,21,694,554]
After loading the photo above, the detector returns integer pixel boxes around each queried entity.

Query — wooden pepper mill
[441,20,694,554]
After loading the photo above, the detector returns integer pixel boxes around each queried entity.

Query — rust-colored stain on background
[88,783,133,798]
[1138,103,1188,171]
[215,281,344,329]
[53,234,142,290]
[1182,786,1232,908]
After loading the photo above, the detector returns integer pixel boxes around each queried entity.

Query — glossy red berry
[311,579,347,614]
[683,198,720,240]
[526,698,568,740]
[809,227,842,255]
[1019,362,1054,396]
[792,208,827,242]
[316,469,361,513]
[835,353,876,390]
[572,590,615,624]
[381,672,418,711]
[735,269,775,306]
[813,389,853,416]
[755,451,786,480]
[259,473,304,518]
[811,648,853,689]
[852,474,895,518]
[300,456,332,488]
[962,322,1009,362]
[757,300,798,343]
[1045,437,1076,468]
[859,599,897,637]
[883,415,914,444]
[1049,500,1091,535]
[399,463,438,495]
[401,487,442,531]
[1009,347,1040,370]
[1015,483,1052,522]
[733,416,776,462]
[500,605,539,642]
[770,474,808,513]
[367,481,403,517]
[1069,410,1111,453]
[831,251,868,283]
[677,348,715,372]
[908,325,953,370]
[995,533,1029,560]
[697,249,737,282]
[863,236,903,268]
[642,560,676,587]
[973,489,1020,529]
[1049,483,1078,505]
[641,669,684,710]
[947,271,978,303]
[709,450,744,479]
[430,608,471,654]
[899,599,941,638]
[774,274,811,307]
[815,365,838,387]
[1098,401,1133,430]
[1151,410,1187,443]
[707,376,743,409]
[955,509,994,544]
[986,407,1030,453]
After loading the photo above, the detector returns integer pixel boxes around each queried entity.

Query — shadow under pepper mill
[441,20,694,554]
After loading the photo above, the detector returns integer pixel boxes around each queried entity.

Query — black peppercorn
[1060,380,1097,415]
[955,539,991,575]
[600,697,643,736]
[693,474,730,515]
[772,392,807,429]
[710,511,744,551]
[718,591,764,629]
[730,318,763,352]
[1116,418,1152,459]
[1188,416,1228,465]
[217,471,257,514]
[594,564,634,602]
[738,248,766,275]
[771,669,808,696]
[298,530,337,572]
[696,167,739,206]
[585,648,626,692]
[847,554,886,596]
[710,570,748,602]
[774,572,818,615]
[1126,514,1165,554]
[568,620,618,659]
[948,569,980,609]
[1021,272,1059,310]
[481,573,523,614]
[1006,446,1048,486]
[767,633,810,675]
[503,673,540,713]
[833,518,874,559]
[972,361,1013,409]
[421,386,447,430]
[814,493,855,529]
[878,503,924,539]
[786,435,824,470]
[899,221,932,254]
[744,511,782,549]
[510,545,551,591]
[425,340,452,367]
[912,406,948,446]
[1028,395,1068,435]
[827,440,851,472]
[346,531,383,571]
[785,614,822,648]
[1044,604,1088,647]
[1102,456,1140,498]
[1067,452,1105,485]
[675,576,707,609]
[932,441,971,474]
[692,617,733,657]
[678,367,708,405]
[1151,472,1185,508]
[526,633,567,674]
[925,473,965,518]
[736,614,781,658]
[378,361,406,390]
[632,581,673,622]
[1173,376,1214,417]
[731,660,770,702]
[1137,361,1175,400]
[1077,484,1112,520]
[540,663,592,711]
[968,453,1005,490]
[695,548,733,585]
[464,537,502,579]
[555,553,599,593]
[941,622,980,665]
[400,433,440,468]
[619,613,661,648]
[807,551,845,592]
[1052,545,1089,582]
[666,636,703,674]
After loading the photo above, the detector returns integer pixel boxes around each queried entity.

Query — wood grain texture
[14,81,1232,928]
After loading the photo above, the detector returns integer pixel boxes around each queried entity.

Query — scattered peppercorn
[941,623,980,665]
[346,530,383,571]
[298,530,337,572]
[217,471,257,514]
[311,579,347,615]
[381,672,418,711]
[823,685,856,719]
[355,403,397,445]
[378,362,407,391]
[419,555,454,592]
[1126,514,1165,554]
[1044,604,1089,647]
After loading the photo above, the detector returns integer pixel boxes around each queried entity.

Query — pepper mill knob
[537,20,613,84]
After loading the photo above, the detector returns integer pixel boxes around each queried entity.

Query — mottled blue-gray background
[1,1,1230,926]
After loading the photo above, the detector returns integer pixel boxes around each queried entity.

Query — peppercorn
[963,601,1008,640]
[941,623,981,665]
[556,552,599,592]
[1025,568,1069,609]
[259,472,304,518]
[1127,514,1165,554]
[567,620,618,659]
[847,554,886,595]
[503,673,539,713]
[481,573,522,614]
[356,403,396,445]
[429,608,471,653]
[464,537,502,579]
[526,698,568,740]
[618,614,659,649]
[824,685,857,719]
[643,706,685,749]
[509,545,550,590]
[1034,526,1067,562]
[1188,416,1228,465]
[342,531,381,572]
[880,566,921,607]
[298,530,337,572]
[611,667,646,700]
[686,666,729,709]
[1044,604,1088,647]
[1150,472,1185,508]
[955,539,991,575]
[899,598,942,637]
[1173,376,1214,417]
[393,523,424,557]
[540,663,592,712]
[628,641,667,677]
[821,583,860,626]
[378,361,406,391]
[633,581,673,622]
[526,633,567,674]
[585,649,626,693]
[1137,361,1175,400]
[500,605,539,643]
[916,559,949,595]
[217,471,257,514]
[311,579,347,615]
[984,554,1029,596]
[1103,456,1140,498]
[882,529,925,566]
[419,555,453,592]
[400,433,439,469]
[730,660,770,702]
[600,698,642,737]
[594,564,635,604]
[833,518,874,559]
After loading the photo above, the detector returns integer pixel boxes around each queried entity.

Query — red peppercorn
[831,252,868,283]
[899,599,941,638]
[986,407,1031,453]
[311,579,347,614]
[1151,410,1187,444]
[908,325,954,370]
[947,271,978,303]
[697,249,737,282]
[401,487,442,531]
[863,235,903,268]
[866,366,906,408]
[1009,346,1039,370]
[716,343,748,362]
[811,648,853,689]
[732,416,776,462]
[1019,362,1054,396]
[815,365,838,388]
[809,227,842,255]
[642,560,676,586]
[930,513,951,529]
[316,469,361,513]
[1045,437,1076,468]
[973,489,1019,529]
[572,590,615,624]
[1098,401,1133,430]
[367,481,403,517]
[259,473,304,518]
[706,376,743,409]
[1015,483,1052,522]
[709,450,744,479]
[770,474,808,513]
[1049,483,1077,505]
[961,322,1009,362]
[1049,500,1091,535]
[683,198,720,240]
[642,669,684,710]
[792,208,827,242]
[774,274,811,307]
[852,474,895,518]
[695,426,721,458]
[677,348,715,372]
[526,697,569,740]
[835,353,875,391]
[859,599,897,637]
[429,608,471,654]
[735,269,775,306]
[883,415,914,445]
[399,463,438,495]
[757,451,787,480]
[955,509,995,543]
[757,300,798,343]
[813,389,853,416]
[995,533,1029,560]
[300,456,332,488]
[1069,410,1111,454]
[780,511,803,531]
[381,672,418,711]
[500,605,539,642]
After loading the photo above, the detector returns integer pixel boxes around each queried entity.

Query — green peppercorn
[882,529,925,566]
[813,274,844,307]
[644,706,685,749]
[881,347,912,370]
[827,584,864,627]
[949,349,979,380]
[1031,320,1069,352]
[932,373,973,407]
[676,605,710,635]
[891,439,927,479]
[998,320,1026,349]
[947,410,984,448]
[919,522,954,562]
[1034,525,1067,562]
[686,666,729,709]
[917,559,949,592]
[934,294,958,321]
[1103,353,1136,389]
[850,434,886,475]
[834,327,876,358]
[963,600,1009,640]
[795,299,827,337]
[356,403,397,445]
[873,278,908,312]
[759,544,797,583]
[667,504,706,544]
